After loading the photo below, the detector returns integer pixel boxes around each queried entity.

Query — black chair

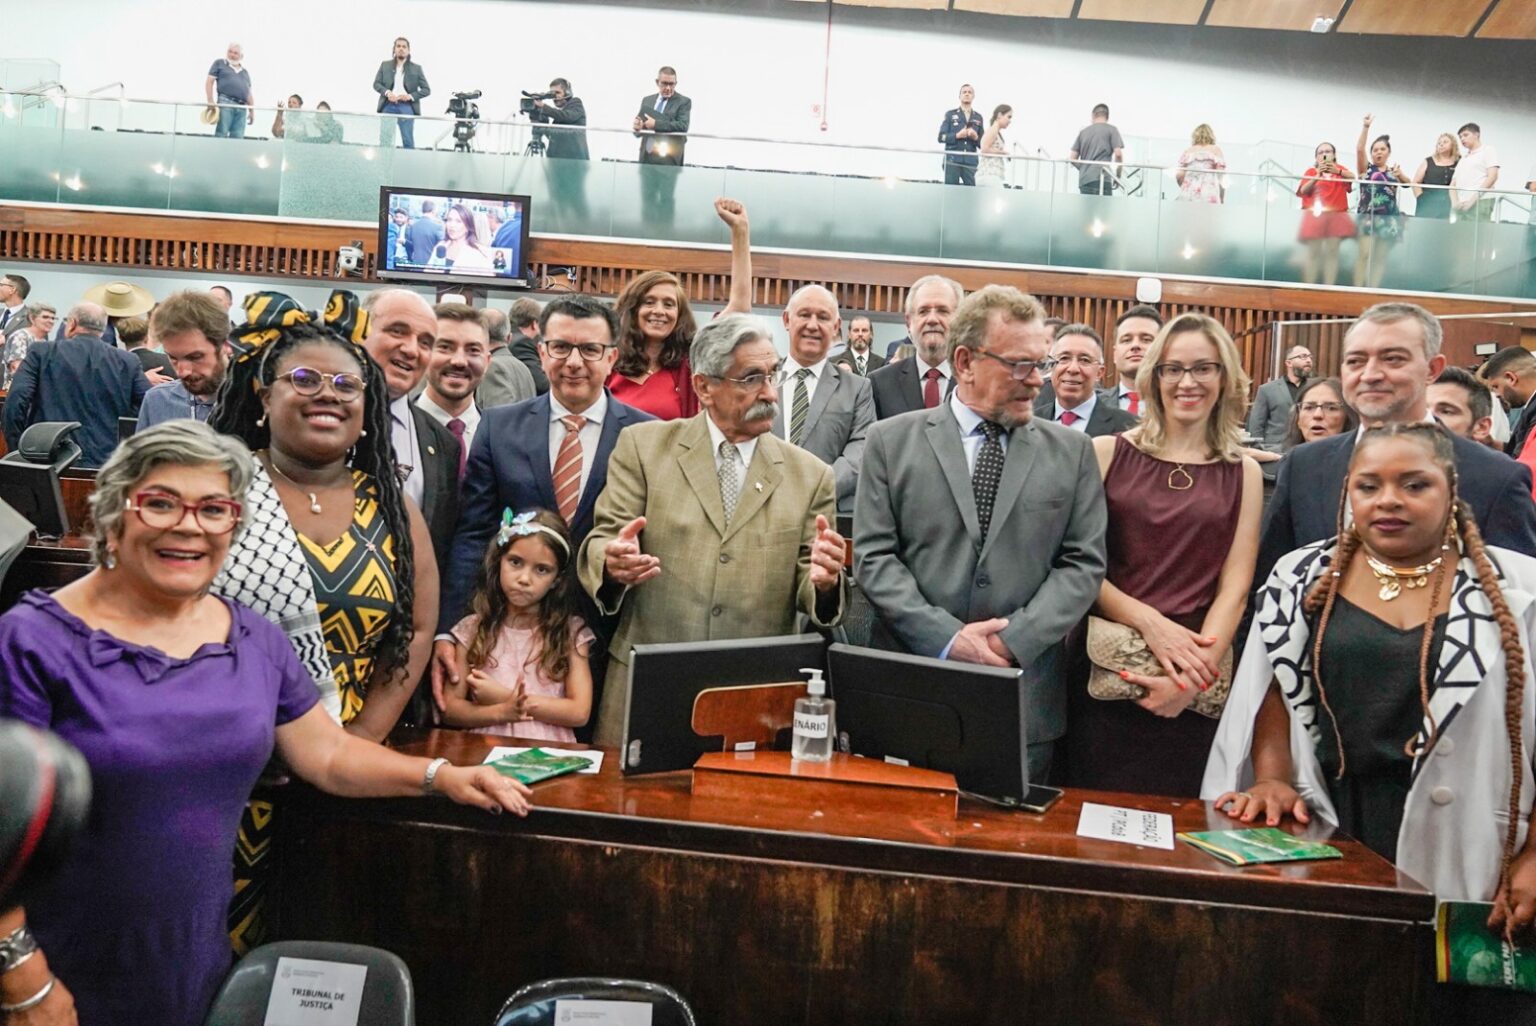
[204,941,414,1026]
[493,978,697,1026]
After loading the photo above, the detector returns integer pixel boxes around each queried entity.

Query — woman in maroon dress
[1068,313,1263,797]
[607,198,754,419]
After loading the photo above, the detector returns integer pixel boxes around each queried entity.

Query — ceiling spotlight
[1310,16,1335,33]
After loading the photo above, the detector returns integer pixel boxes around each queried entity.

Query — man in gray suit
[855,285,1107,780]
[773,285,875,514]
[1246,344,1312,450]
[477,307,538,409]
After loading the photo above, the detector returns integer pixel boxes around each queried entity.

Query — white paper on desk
[552,999,653,1025]
[1075,801,1175,850]
[263,957,368,1026]
[483,746,604,774]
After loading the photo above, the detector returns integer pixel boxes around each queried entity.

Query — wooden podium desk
[275,729,1433,1026]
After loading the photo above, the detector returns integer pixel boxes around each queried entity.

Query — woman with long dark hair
[428,202,494,271]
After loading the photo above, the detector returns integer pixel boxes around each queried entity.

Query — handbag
[1084,615,1232,719]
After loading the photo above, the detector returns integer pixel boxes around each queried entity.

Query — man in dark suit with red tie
[869,275,962,420]
[1033,323,1138,438]
[432,294,653,706]
[1103,304,1161,417]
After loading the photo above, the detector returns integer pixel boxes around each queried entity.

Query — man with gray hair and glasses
[2,302,150,468]
[578,313,849,746]
[1256,301,1536,588]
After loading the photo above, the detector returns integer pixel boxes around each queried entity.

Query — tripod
[452,119,476,153]
[525,129,547,157]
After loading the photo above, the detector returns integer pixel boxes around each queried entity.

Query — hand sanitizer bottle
[791,667,835,763]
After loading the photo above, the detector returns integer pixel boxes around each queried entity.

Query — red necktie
[923,367,942,409]
[446,417,467,480]
[1126,391,1140,416]
[1060,410,1080,426]
[552,415,586,524]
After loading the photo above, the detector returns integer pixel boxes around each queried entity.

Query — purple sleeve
[0,609,56,728]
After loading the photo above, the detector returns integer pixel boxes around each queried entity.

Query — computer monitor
[827,643,1028,802]
[0,423,82,539]
[621,634,828,775]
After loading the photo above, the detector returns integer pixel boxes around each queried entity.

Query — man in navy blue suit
[1258,302,1536,589]
[431,294,654,701]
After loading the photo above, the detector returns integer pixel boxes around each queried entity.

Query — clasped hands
[602,514,845,592]
[1121,613,1223,718]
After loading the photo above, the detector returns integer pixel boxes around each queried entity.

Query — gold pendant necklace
[1364,553,1442,601]
[265,452,339,515]
[1167,464,1194,490]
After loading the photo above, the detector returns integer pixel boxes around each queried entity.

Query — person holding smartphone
[1296,141,1356,286]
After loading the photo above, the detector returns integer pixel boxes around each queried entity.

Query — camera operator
[527,78,588,161]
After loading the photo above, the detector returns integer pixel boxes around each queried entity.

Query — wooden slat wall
[5,203,1535,394]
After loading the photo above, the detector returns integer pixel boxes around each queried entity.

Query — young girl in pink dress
[443,509,594,741]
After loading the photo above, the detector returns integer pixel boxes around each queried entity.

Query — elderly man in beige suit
[579,314,849,746]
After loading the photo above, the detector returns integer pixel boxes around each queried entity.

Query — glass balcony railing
[2,91,1533,301]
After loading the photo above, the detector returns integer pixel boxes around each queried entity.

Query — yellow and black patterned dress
[229,470,399,953]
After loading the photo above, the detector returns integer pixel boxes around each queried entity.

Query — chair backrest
[205,941,414,1026]
[493,978,697,1026]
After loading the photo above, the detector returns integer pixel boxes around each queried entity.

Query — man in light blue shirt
[137,291,230,431]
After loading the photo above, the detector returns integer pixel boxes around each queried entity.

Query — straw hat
[82,281,155,318]
[200,105,219,125]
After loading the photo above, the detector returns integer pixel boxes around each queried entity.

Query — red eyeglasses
[124,491,243,535]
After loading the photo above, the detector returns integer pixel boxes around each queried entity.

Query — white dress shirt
[1055,390,1098,432]
[0,303,23,332]
[390,394,425,508]
[415,393,482,456]
[778,354,830,440]
[950,391,1009,474]
[392,63,405,96]
[1110,382,1140,412]
[915,356,953,396]
[548,391,608,502]
[706,414,760,475]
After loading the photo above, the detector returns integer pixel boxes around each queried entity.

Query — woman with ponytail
[1205,423,1536,950]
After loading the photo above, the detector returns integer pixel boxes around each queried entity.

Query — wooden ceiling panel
[1477,0,1536,39]
[1337,0,1491,36]
[1076,0,1209,25]
[1204,0,1346,32]
[953,0,1078,16]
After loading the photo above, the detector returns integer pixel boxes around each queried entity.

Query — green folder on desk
[1437,901,1536,992]
[486,748,592,785]
[1177,827,1342,866]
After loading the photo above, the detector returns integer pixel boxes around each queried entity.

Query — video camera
[520,89,556,116]
[446,89,482,152]
[1,722,92,912]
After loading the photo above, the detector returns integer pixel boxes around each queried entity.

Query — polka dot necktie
[718,440,743,526]
[973,421,1005,539]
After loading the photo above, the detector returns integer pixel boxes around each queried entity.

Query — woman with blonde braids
[1205,423,1536,945]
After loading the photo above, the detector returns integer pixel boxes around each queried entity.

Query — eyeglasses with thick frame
[542,340,617,362]
[972,349,1056,381]
[124,490,243,535]
[273,367,365,402]
[1153,361,1224,382]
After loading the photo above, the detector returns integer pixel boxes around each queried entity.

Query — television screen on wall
[377,186,531,289]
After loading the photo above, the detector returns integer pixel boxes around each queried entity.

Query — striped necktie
[552,415,586,524]
[789,367,813,446]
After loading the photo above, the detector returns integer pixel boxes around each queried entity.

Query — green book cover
[1437,901,1536,992]
[486,748,592,785]
[1177,827,1343,866]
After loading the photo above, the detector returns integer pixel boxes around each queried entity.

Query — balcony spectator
[310,101,344,144]
[1354,115,1409,289]
[205,42,253,140]
[116,315,174,382]
[1450,123,1500,220]
[1175,124,1225,204]
[373,36,430,150]
[1296,141,1356,286]
[937,85,983,187]
[634,66,691,166]
[3,303,56,389]
[1412,132,1459,220]
[528,78,589,161]
[1069,103,1124,196]
[271,94,302,139]
[0,273,30,333]
[975,105,1012,188]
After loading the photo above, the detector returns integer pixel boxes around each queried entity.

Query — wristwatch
[0,925,38,973]
[422,757,449,797]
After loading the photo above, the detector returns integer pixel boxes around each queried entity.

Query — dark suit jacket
[869,358,954,420]
[535,97,589,161]
[883,336,910,361]
[3,335,148,468]
[1032,395,1138,438]
[510,335,549,394]
[832,350,885,376]
[636,92,691,165]
[411,406,461,576]
[438,391,654,632]
[373,59,431,114]
[1257,430,1536,589]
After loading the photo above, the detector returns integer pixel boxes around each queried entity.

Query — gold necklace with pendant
[1167,464,1194,490]
[1364,553,1442,601]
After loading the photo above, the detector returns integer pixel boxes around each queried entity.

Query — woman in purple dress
[1067,314,1263,797]
[0,421,531,1026]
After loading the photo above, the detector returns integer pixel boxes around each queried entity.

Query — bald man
[772,284,875,514]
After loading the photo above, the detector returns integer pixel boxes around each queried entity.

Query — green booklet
[486,748,593,785]
[1177,827,1343,866]
[1438,901,1536,992]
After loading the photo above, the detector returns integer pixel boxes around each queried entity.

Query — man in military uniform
[937,84,984,187]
